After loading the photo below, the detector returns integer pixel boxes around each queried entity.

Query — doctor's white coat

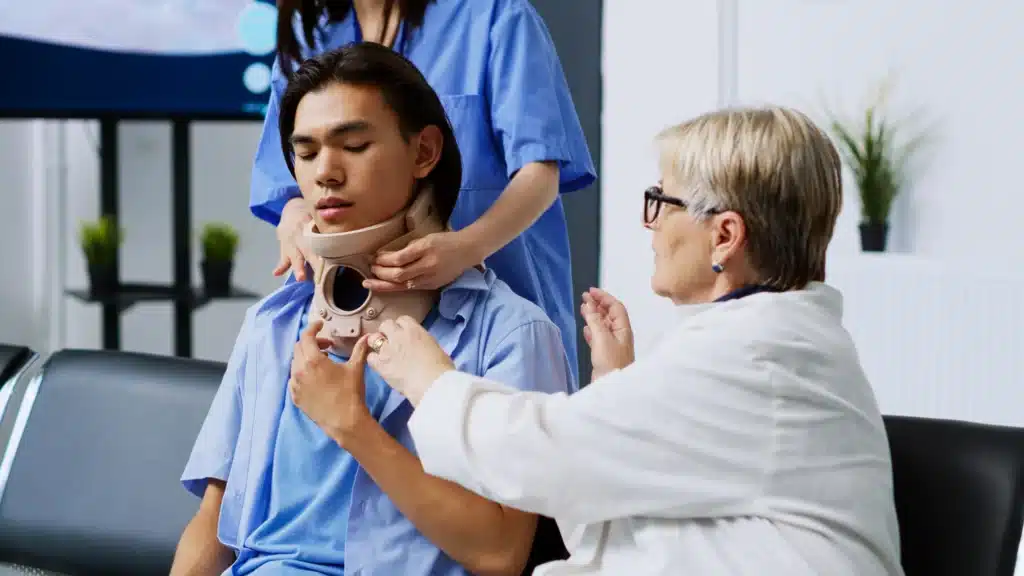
[408,283,904,575]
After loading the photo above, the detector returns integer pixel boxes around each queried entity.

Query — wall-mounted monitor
[0,0,277,119]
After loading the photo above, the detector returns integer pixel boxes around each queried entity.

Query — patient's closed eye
[293,144,317,160]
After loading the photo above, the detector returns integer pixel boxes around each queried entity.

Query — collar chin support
[305,189,445,356]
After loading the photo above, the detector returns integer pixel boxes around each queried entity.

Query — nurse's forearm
[458,161,559,261]
[341,417,536,576]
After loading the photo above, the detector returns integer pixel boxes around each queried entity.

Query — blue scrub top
[232,306,438,575]
[182,269,574,575]
[249,0,597,384]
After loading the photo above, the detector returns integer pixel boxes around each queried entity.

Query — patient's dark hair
[278,43,462,224]
[276,0,432,76]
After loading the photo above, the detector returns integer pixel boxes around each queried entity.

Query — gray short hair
[655,106,842,290]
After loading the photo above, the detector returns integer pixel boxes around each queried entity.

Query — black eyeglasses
[644,186,721,224]
[644,186,686,224]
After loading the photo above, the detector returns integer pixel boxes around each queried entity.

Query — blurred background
[1,0,1023,427]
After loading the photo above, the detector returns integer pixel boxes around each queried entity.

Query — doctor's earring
[711,261,724,273]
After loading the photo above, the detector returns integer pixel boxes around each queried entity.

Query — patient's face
[289,82,439,234]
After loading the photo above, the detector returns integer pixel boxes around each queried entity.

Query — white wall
[0,122,48,351]
[602,1,1024,425]
[0,119,281,362]
[735,0,1024,261]
[600,0,723,345]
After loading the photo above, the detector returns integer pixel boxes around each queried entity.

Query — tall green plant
[78,216,123,268]
[200,222,240,262]
[825,79,931,225]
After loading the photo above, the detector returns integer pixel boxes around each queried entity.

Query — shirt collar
[257,275,314,317]
[437,266,493,322]
[714,284,779,302]
[673,281,842,322]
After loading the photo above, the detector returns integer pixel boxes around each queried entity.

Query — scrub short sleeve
[483,319,574,395]
[180,309,253,498]
[486,0,596,193]
[249,59,301,227]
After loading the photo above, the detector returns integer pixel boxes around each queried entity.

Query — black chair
[0,349,224,576]
[0,347,566,576]
[0,344,35,391]
[885,415,1024,576]
[0,344,38,447]
[523,516,569,574]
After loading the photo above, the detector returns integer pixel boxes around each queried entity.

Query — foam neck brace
[305,189,445,356]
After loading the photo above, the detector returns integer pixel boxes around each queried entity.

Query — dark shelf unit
[66,283,259,314]
[71,117,259,358]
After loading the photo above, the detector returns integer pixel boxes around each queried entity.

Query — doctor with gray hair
[362,106,905,576]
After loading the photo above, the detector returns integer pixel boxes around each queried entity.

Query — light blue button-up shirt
[249,0,596,383]
[182,267,574,575]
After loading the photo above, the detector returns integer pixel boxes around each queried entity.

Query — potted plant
[79,215,123,298]
[825,78,931,252]
[200,222,240,296]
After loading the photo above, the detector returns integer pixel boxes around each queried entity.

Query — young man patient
[171,43,573,576]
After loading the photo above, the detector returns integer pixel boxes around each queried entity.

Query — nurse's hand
[365,231,478,292]
[289,320,373,445]
[581,287,635,381]
[272,197,316,282]
[365,316,456,407]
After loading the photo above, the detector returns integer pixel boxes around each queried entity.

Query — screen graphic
[0,0,278,118]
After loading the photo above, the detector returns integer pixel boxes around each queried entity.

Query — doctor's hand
[365,231,478,292]
[272,197,317,282]
[581,287,635,381]
[289,320,373,446]
[364,316,456,407]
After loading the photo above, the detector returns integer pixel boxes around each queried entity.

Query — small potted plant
[825,77,932,252]
[200,222,240,296]
[79,215,123,298]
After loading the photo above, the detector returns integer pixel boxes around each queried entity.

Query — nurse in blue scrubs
[253,0,595,383]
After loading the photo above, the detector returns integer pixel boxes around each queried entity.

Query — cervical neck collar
[305,188,445,356]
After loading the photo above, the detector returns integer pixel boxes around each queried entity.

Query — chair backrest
[0,349,224,576]
[0,344,33,390]
[0,344,36,430]
[885,415,1024,576]
[0,347,568,576]
[522,516,569,575]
